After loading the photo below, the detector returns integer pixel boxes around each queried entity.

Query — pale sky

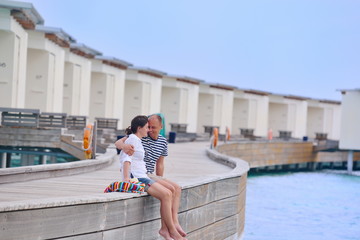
[27,0,359,101]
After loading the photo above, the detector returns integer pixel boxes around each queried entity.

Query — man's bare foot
[175,224,187,237]
[159,229,173,240]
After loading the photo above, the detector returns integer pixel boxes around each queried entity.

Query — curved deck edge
[0,146,250,240]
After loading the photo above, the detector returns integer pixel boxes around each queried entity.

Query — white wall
[232,98,248,134]
[0,9,28,108]
[123,69,162,128]
[185,84,199,133]
[307,100,341,140]
[269,96,307,138]
[25,31,65,112]
[123,80,144,127]
[161,86,180,132]
[161,78,200,133]
[307,107,323,138]
[197,85,233,134]
[89,61,126,128]
[232,91,269,137]
[268,102,287,137]
[63,50,92,116]
[197,93,214,133]
[339,90,360,150]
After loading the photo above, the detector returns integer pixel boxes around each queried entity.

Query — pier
[0,141,249,240]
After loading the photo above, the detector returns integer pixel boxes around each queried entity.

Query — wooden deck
[0,141,231,207]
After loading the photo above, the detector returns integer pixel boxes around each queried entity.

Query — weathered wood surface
[0,142,248,240]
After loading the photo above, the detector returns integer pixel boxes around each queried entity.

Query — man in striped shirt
[115,114,186,238]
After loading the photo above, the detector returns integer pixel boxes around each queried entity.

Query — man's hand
[123,144,135,156]
[115,137,135,156]
[156,156,165,177]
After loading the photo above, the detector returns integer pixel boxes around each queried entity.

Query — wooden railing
[95,117,118,130]
[39,112,67,128]
[0,108,40,127]
[170,123,188,133]
[66,115,87,129]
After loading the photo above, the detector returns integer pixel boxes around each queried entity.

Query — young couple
[116,114,187,240]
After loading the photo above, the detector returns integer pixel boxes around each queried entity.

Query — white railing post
[1,153,7,168]
[347,150,353,174]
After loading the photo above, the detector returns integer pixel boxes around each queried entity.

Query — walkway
[0,141,231,209]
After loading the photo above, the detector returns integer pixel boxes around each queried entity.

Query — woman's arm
[123,161,131,182]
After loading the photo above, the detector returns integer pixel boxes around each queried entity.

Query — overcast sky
[27,0,360,101]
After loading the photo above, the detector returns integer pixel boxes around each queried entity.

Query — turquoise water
[244,171,360,240]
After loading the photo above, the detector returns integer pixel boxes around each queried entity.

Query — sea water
[244,171,360,240]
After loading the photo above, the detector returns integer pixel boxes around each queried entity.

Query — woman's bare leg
[156,179,186,237]
[147,182,186,240]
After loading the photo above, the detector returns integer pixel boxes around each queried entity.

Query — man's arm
[115,136,135,156]
[155,156,165,177]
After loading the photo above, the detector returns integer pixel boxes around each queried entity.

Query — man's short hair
[149,114,162,124]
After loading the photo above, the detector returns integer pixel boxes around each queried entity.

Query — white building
[307,98,341,140]
[161,75,202,133]
[25,25,67,112]
[268,94,308,139]
[339,89,360,149]
[197,83,235,134]
[90,56,132,128]
[0,0,43,108]
[123,67,166,128]
[233,89,269,137]
[64,43,101,116]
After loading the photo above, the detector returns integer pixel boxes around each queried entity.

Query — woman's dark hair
[125,115,148,135]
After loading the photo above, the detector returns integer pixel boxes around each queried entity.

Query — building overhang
[283,94,309,101]
[95,56,133,70]
[242,89,271,96]
[166,75,204,85]
[208,83,237,91]
[35,25,76,48]
[338,88,360,95]
[70,43,102,59]
[129,66,167,78]
[0,0,44,29]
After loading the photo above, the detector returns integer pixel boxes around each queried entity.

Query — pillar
[347,150,353,174]
[1,153,7,168]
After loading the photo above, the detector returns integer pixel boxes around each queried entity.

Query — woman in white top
[119,115,187,240]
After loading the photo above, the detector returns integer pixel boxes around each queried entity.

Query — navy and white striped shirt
[141,135,168,173]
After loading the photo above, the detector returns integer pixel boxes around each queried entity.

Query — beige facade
[197,83,234,134]
[268,94,308,138]
[123,67,165,128]
[0,2,42,108]
[339,89,360,150]
[161,76,201,133]
[63,43,101,117]
[25,30,65,112]
[233,89,269,137]
[89,56,131,128]
[307,99,341,140]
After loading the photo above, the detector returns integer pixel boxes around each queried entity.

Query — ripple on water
[244,171,360,240]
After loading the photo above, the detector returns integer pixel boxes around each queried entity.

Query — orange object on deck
[213,127,219,148]
[83,124,93,159]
